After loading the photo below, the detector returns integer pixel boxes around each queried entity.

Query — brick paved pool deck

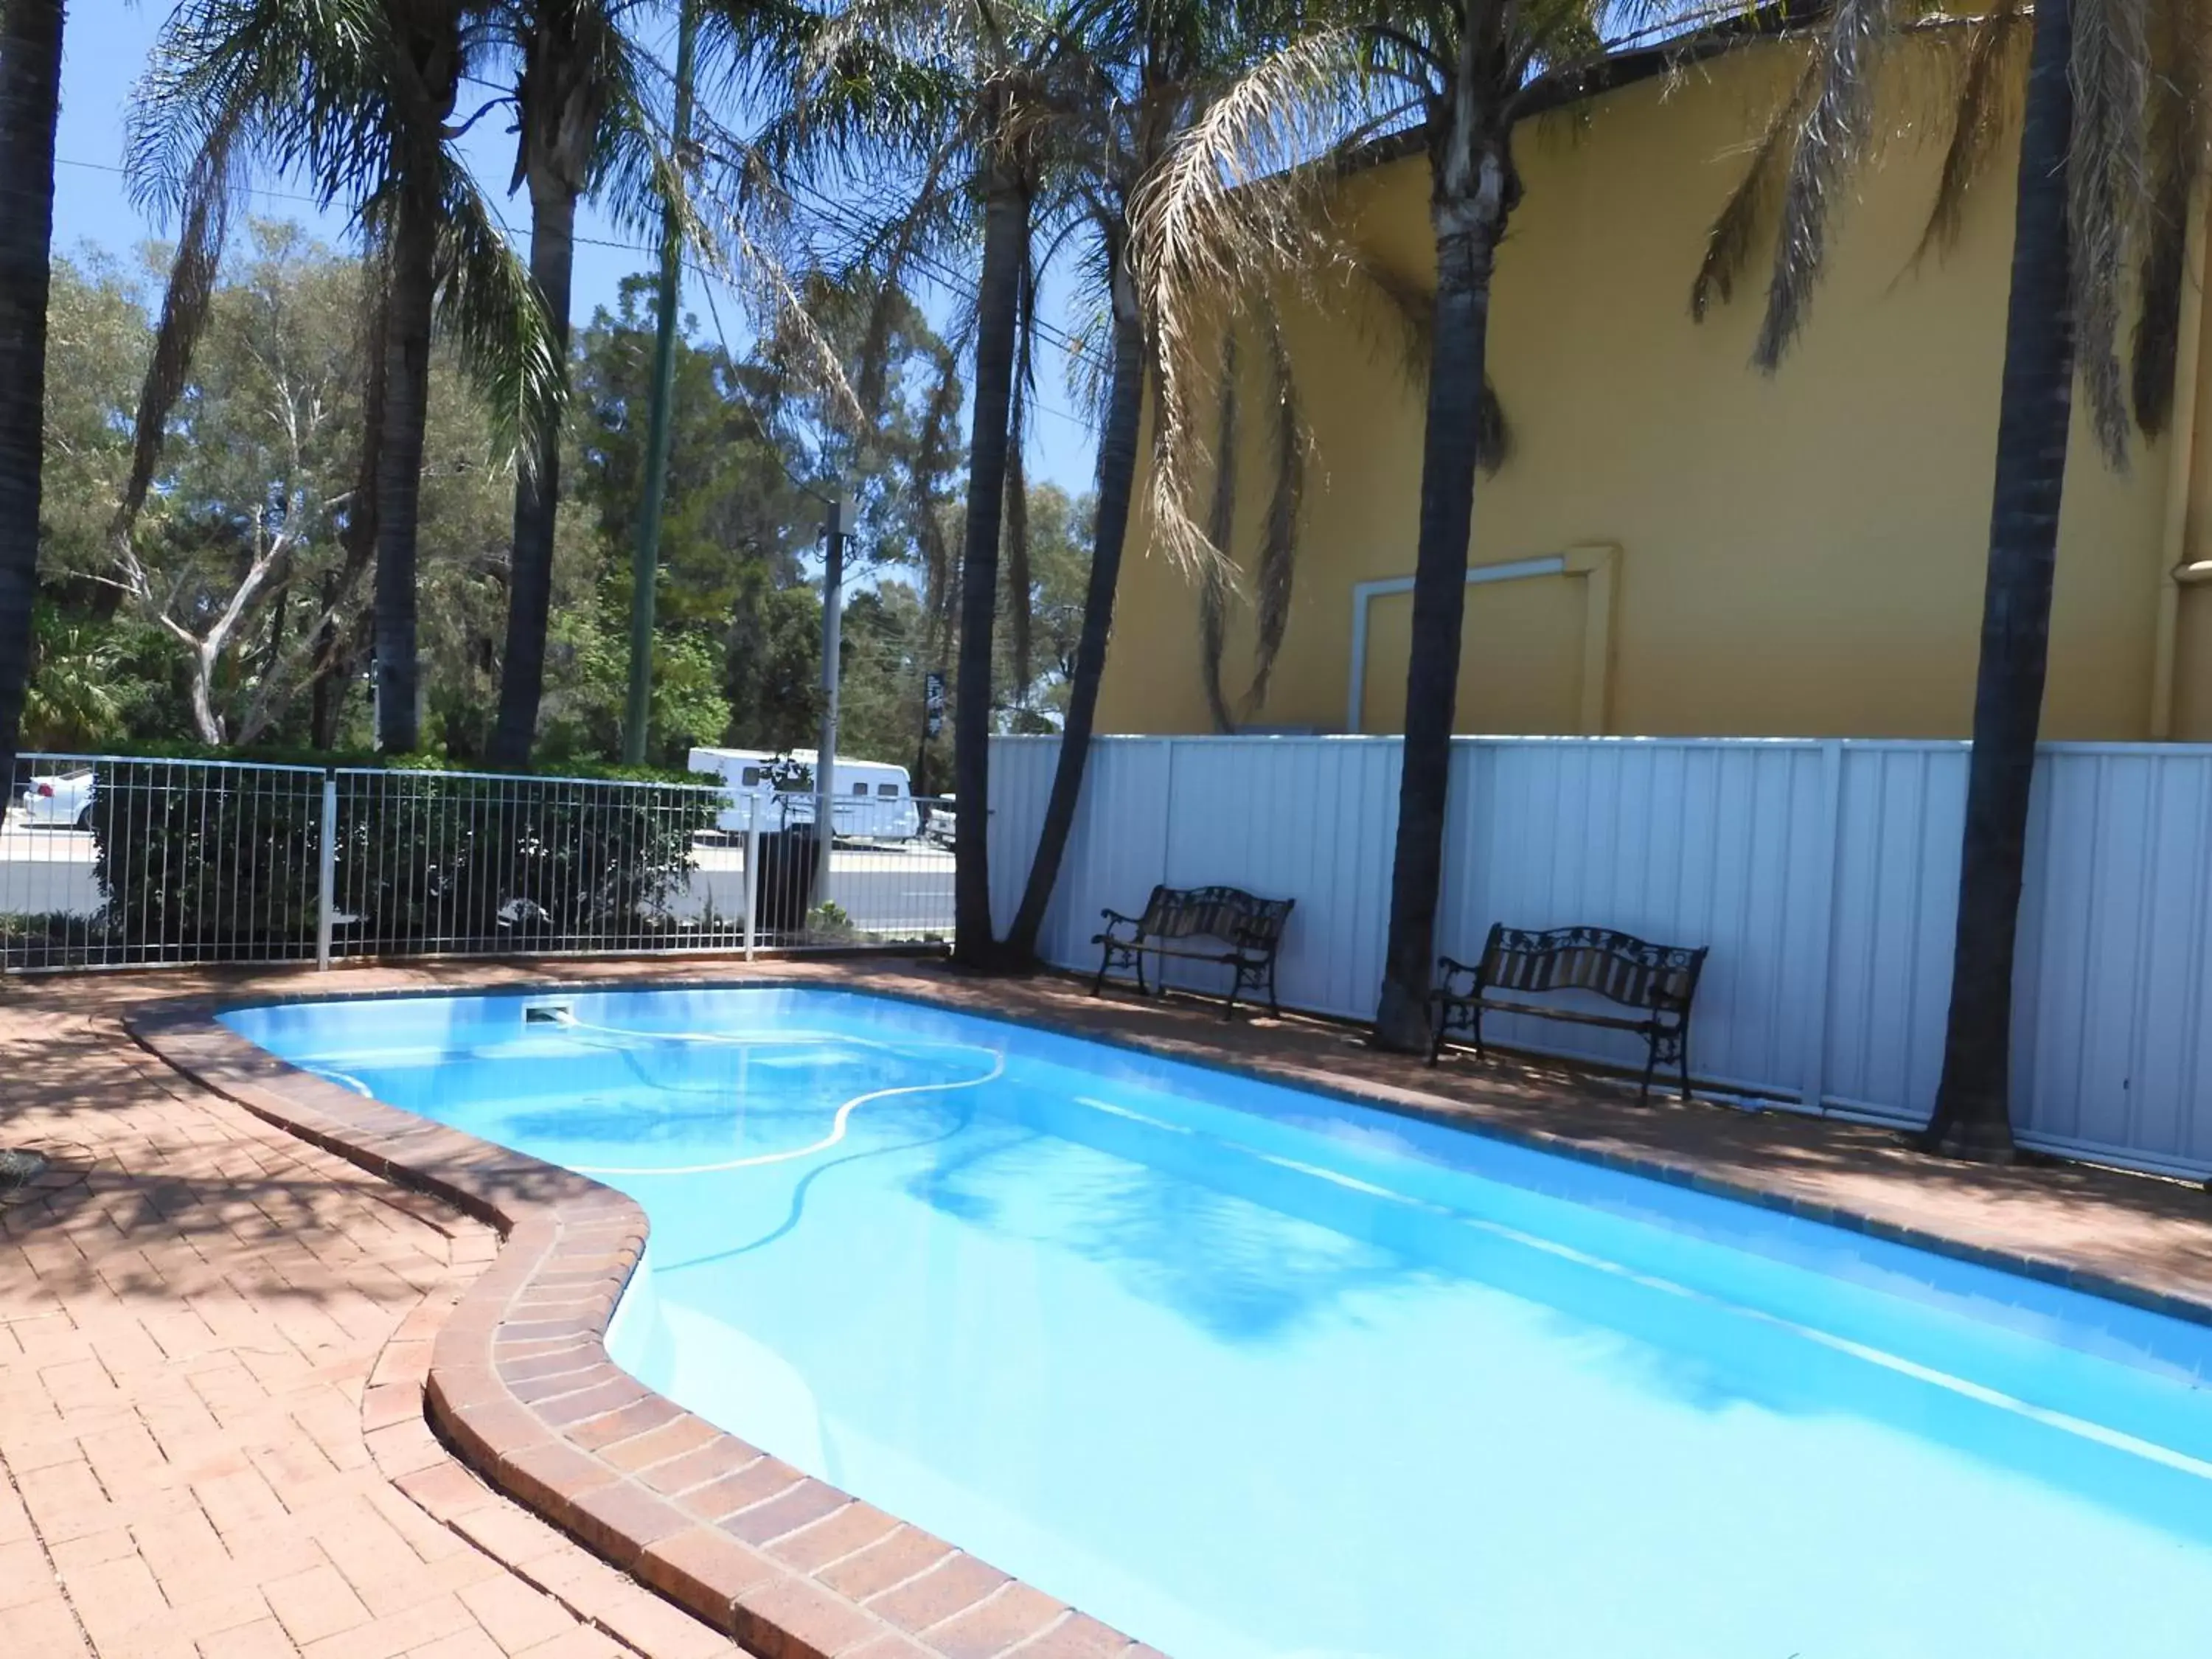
[10,956,2212,1659]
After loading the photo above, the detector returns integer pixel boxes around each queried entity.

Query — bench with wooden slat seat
[1430,923,1708,1102]
[1091,884,1295,1020]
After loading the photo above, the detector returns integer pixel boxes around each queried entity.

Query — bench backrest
[1478,924,1705,1012]
[1138,884,1295,950]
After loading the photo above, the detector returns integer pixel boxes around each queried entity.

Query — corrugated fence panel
[1156,737,1399,1018]
[1821,745,1966,1124]
[1440,740,1834,1097]
[989,737,1175,968]
[2013,748,2212,1175]
[987,734,2212,1180]
[986,737,1054,941]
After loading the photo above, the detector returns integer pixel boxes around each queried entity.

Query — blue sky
[49,4,1099,491]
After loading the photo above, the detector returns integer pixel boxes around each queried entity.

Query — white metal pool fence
[1,754,956,971]
[989,734,2212,1183]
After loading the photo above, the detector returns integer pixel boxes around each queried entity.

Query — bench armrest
[1433,954,1484,996]
[1098,907,1143,938]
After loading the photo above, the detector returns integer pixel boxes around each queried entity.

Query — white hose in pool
[545,1013,1007,1178]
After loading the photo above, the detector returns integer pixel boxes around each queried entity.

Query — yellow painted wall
[1098,41,2197,742]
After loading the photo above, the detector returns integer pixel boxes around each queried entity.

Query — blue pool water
[224,987,2212,1659]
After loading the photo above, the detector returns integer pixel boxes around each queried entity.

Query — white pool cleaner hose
[545,1012,1006,1178]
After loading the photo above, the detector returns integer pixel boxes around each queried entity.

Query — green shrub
[82,759,725,956]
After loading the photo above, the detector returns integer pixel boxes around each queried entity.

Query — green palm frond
[435,161,566,473]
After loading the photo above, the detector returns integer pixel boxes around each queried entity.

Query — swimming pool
[223,985,2212,1659]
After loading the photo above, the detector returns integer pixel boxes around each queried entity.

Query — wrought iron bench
[1430,924,1708,1102]
[1091,885,1296,1020]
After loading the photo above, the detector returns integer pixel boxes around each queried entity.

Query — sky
[48,3,1100,493]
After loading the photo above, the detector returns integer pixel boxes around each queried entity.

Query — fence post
[743,808,759,962]
[316,773,338,971]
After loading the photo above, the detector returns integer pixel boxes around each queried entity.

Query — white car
[925,796,956,848]
[18,768,94,830]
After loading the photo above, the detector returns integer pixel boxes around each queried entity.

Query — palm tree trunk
[1920,0,2076,1160]
[1374,145,1512,1051]
[488,178,577,771]
[950,159,1029,967]
[373,179,437,754]
[0,0,64,796]
[1005,248,1141,963]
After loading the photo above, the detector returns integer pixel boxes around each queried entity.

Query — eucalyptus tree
[0,0,65,795]
[124,0,562,754]
[1698,0,2209,1156]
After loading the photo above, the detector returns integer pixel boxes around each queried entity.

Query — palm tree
[125,0,561,754]
[1218,0,1728,1051]
[1006,1,1312,961]
[776,0,1094,965]
[0,0,64,797]
[486,0,653,768]
[1702,0,2205,1155]
[1926,0,2076,1157]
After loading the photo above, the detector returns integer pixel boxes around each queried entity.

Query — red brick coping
[129,974,2212,1659]
[132,989,1155,1659]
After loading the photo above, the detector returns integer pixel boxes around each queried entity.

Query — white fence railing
[2,754,956,971]
[988,734,2212,1181]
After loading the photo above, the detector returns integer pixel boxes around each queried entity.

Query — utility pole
[622,0,699,766]
[812,493,855,908]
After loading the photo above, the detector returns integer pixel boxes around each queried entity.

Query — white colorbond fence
[989,734,2212,1181]
[2,754,955,972]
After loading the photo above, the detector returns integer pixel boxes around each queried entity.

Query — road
[0,824,956,939]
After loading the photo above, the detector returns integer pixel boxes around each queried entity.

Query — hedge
[80,759,727,956]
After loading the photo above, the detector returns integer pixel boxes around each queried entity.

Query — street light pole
[811,493,855,909]
[621,0,699,766]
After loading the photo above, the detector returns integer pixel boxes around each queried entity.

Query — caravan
[688,747,924,841]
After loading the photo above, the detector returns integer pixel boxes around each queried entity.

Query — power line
[55,150,1099,436]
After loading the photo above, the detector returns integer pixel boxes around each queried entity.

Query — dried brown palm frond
[2131,0,2209,435]
[2070,0,2154,464]
[114,105,246,537]
[1476,375,1514,471]
[1199,327,1241,735]
[1004,326,1034,698]
[1692,52,1820,320]
[1352,255,1434,380]
[1909,0,2028,266]
[1754,0,1898,370]
[689,139,869,438]
[912,344,963,660]
[1131,25,1366,578]
[1351,254,1511,473]
[1244,314,1309,719]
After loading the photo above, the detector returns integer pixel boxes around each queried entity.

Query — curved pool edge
[124,972,2212,1659]
[128,990,1147,1659]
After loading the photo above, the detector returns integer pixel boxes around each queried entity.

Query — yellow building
[1096,38,2212,742]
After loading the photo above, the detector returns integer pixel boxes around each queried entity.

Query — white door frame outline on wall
[1345,542,1621,734]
